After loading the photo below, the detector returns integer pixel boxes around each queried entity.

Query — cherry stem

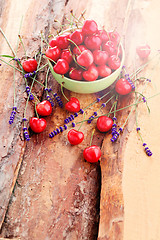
[78,112,86,131]
[18,34,27,59]
[41,32,50,48]
[60,83,69,102]
[35,102,39,118]
[0,28,16,56]
[83,89,114,111]
[70,10,83,25]
[97,94,115,114]
[90,128,95,146]
[0,57,24,73]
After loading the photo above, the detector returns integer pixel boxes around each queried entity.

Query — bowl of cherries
[47,19,125,94]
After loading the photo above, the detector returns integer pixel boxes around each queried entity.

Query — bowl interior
[48,43,125,94]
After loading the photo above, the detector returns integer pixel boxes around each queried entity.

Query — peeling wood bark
[0,0,160,240]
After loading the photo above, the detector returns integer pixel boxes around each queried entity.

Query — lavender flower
[9,107,17,124]
[23,127,30,141]
[46,95,54,107]
[26,86,34,100]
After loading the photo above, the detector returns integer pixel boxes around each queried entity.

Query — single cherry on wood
[65,97,80,112]
[36,100,52,116]
[22,59,38,73]
[68,129,84,145]
[83,145,101,163]
[29,117,47,133]
[115,78,132,95]
[136,44,151,59]
[97,116,113,132]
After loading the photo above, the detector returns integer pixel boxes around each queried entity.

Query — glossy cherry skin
[29,117,47,133]
[68,129,84,145]
[22,59,37,73]
[60,49,73,64]
[53,59,69,75]
[97,65,112,78]
[108,30,120,46]
[49,38,57,47]
[93,50,109,65]
[83,64,98,81]
[108,55,121,70]
[83,145,101,163]
[98,29,109,43]
[69,67,83,80]
[36,100,52,116]
[82,19,98,36]
[77,50,94,68]
[115,78,132,95]
[65,97,80,112]
[102,41,117,56]
[45,46,61,61]
[136,44,151,59]
[84,35,102,50]
[70,29,84,45]
[73,45,87,55]
[97,116,113,132]
[56,33,70,49]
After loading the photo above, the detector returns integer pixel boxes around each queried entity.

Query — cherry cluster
[46,19,122,81]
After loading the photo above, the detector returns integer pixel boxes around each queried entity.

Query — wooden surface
[0,0,160,239]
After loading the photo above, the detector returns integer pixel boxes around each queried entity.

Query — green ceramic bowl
[49,44,125,94]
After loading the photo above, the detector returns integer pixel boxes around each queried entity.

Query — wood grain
[0,0,160,240]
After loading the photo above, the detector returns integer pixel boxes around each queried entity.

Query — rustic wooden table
[0,0,160,239]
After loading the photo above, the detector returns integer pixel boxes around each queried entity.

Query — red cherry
[77,50,94,68]
[108,30,120,46]
[97,116,113,132]
[72,45,87,55]
[84,35,102,50]
[68,129,84,145]
[49,38,57,47]
[98,29,109,43]
[115,78,132,95]
[70,29,84,45]
[83,64,98,81]
[65,97,80,112]
[36,100,52,116]
[29,117,47,133]
[97,65,112,78]
[45,46,61,61]
[136,44,151,59]
[22,59,37,73]
[83,145,101,163]
[56,33,70,49]
[53,59,69,75]
[82,19,98,36]
[60,49,73,64]
[108,55,121,70]
[69,67,83,80]
[102,41,117,56]
[93,50,109,65]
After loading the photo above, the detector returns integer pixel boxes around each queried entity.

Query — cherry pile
[46,19,122,81]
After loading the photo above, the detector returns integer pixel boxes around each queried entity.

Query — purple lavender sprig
[122,65,135,90]
[9,106,17,124]
[26,86,34,100]
[23,127,30,141]
[53,92,63,108]
[24,71,36,78]
[143,143,152,156]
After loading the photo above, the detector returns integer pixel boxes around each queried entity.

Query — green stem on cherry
[18,34,27,59]
[0,57,24,73]
[35,102,39,118]
[41,32,50,48]
[90,128,95,146]
[0,28,16,56]
[60,83,69,102]
[77,112,86,131]
[70,10,83,25]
